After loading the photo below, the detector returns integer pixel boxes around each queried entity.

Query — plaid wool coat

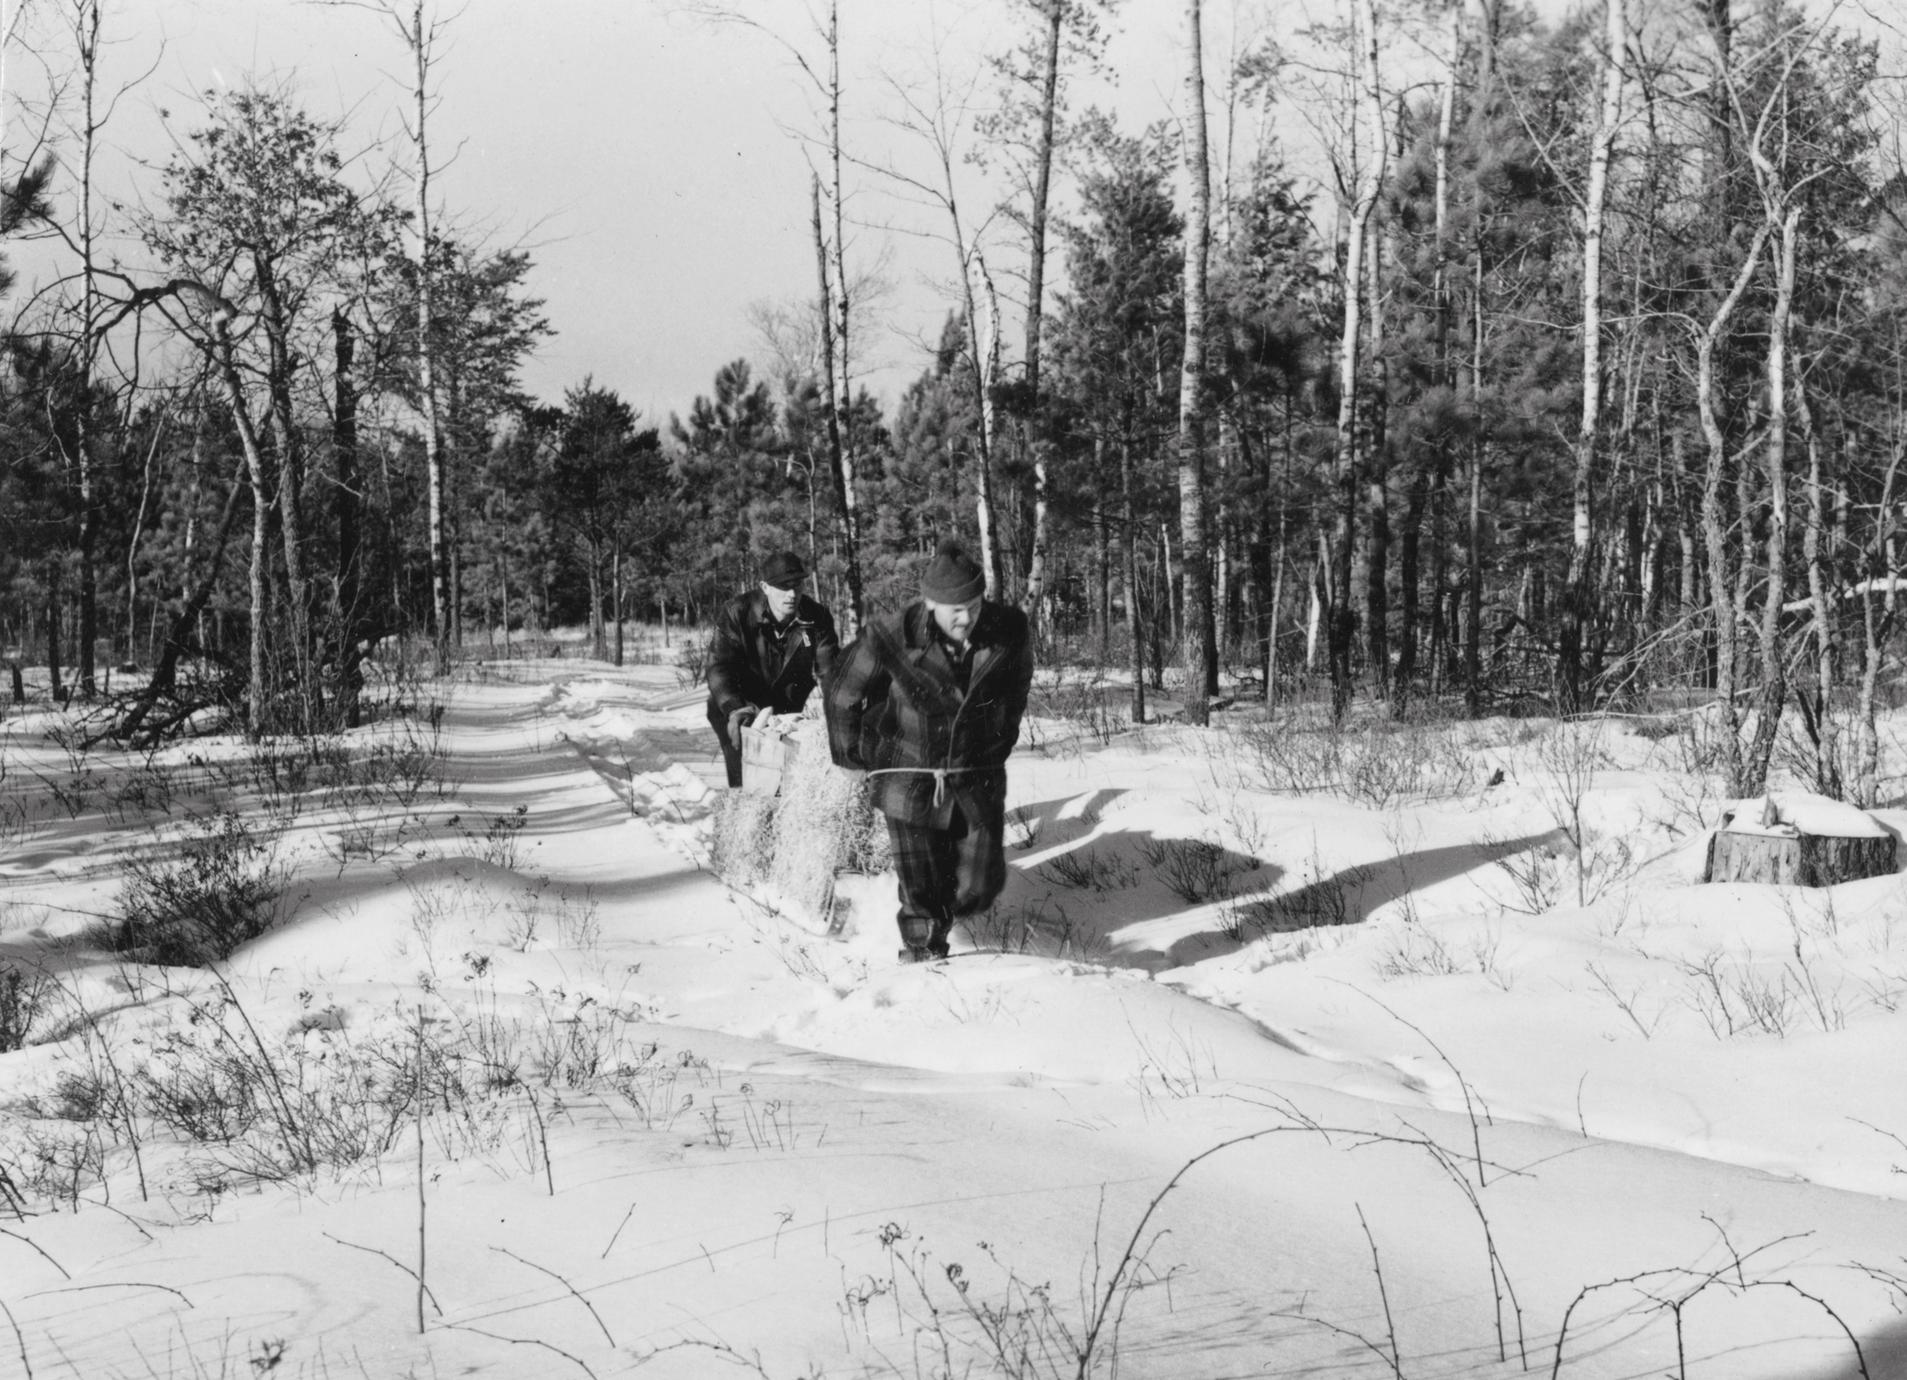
[825,600,1035,828]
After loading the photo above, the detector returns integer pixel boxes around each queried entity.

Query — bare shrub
[1370,919,1511,989]
[245,733,343,802]
[1139,834,1255,904]
[450,803,531,870]
[108,757,181,823]
[1023,666,1128,755]
[1489,831,1567,915]
[523,990,639,1090]
[0,962,55,1051]
[324,811,421,871]
[1234,714,1477,808]
[675,634,713,688]
[5,982,673,1206]
[135,1024,280,1144]
[1674,948,1853,1039]
[1228,840,1371,937]
[109,811,289,965]
[553,889,602,950]
[1231,713,1342,795]
[1658,706,1734,776]
[0,786,36,851]
[1376,922,1465,978]
[361,714,453,807]
[1486,720,1642,914]
[36,759,103,821]
[1038,847,1139,893]
[6,1120,109,1210]
[1553,1226,1875,1380]
[1650,766,1724,840]
[612,1043,709,1130]
[843,1218,1177,1380]
[965,895,1104,961]
[1584,962,1663,1038]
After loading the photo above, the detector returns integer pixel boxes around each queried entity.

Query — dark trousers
[709,711,743,788]
[884,797,1007,954]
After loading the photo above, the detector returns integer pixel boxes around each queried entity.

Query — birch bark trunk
[1329,0,1389,721]
[1177,0,1215,724]
[1561,0,1626,711]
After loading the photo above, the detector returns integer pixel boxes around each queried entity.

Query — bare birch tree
[1326,0,1388,722]
[1176,0,1215,724]
[316,0,453,665]
[690,0,869,629]
[1733,19,1837,795]
[0,1,34,161]
[810,174,864,626]
[1401,0,1463,712]
[52,0,105,698]
[1694,217,1770,792]
[5,1,157,699]
[978,0,1113,625]
[1014,0,1064,622]
[868,23,1013,596]
[1558,0,1627,710]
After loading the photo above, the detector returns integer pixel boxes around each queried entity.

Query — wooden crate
[741,720,792,795]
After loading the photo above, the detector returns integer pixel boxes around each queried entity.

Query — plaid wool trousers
[884,793,1007,954]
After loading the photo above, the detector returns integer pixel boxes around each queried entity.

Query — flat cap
[761,550,806,590]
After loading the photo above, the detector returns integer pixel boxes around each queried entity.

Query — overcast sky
[7,0,1897,426]
[4,0,1222,423]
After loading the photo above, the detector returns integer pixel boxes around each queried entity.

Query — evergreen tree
[1047,121,1184,718]
[546,382,661,661]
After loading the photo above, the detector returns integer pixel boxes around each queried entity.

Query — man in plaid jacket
[826,539,1035,962]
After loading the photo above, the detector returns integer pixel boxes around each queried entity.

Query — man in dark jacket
[706,550,841,788]
[826,539,1035,962]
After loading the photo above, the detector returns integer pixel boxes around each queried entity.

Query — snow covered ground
[2,652,1905,1379]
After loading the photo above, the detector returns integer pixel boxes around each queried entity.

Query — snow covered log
[1704,791,1896,887]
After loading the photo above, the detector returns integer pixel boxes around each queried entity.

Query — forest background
[4,0,1907,807]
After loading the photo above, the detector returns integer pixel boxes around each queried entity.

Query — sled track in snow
[545,677,724,828]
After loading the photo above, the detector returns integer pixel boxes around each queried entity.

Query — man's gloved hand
[727,705,759,743]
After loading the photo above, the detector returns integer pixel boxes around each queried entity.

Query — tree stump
[1704,792,1897,887]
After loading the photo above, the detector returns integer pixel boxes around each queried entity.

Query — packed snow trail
[526,662,1907,1379]
[5,660,1904,1379]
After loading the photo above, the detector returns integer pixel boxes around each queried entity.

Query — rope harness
[866,765,983,809]
[861,626,991,812]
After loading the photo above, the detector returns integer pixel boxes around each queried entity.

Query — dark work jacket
[825,600,1035,828]
[705,590,841,731]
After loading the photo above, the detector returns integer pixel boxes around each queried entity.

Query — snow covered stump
[1704,791,1897,887]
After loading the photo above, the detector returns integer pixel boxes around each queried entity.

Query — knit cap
[920,538,985,604]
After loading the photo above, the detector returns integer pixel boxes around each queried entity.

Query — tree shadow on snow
[1003,789,1129,850]
[986,822,1557,974]
[1806,1313,1907,1380]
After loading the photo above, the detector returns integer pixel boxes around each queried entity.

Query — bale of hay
[1704,792,1897,887]
[710,715,888,931]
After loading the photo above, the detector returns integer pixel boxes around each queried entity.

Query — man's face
[927,596,983,646]
[762,582,800,620]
